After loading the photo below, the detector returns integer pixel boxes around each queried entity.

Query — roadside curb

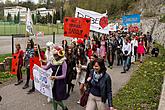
[158,75,165,110]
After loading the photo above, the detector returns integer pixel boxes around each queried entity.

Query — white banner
[109,23,117,32]
[75,7,109,34]
[33,64,53,98]
[26,8,34,34]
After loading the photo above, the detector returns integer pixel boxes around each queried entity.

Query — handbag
[80,90,89,107]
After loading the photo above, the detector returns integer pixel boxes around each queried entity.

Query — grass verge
[113,44,165,110]
[0,53,12,62]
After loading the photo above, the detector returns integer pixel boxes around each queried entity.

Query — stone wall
[141,18,165,48]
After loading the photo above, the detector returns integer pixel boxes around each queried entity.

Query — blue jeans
[123,56,131,71]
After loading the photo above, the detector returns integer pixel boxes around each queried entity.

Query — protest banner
[11,53,19,75]
[128,25,139,32]
[26,8,34,35]
[30,57,41,80]
[64,17,91,38]
[75,7,109,34]
[122,14,140,26]
[109,23,117,32]
[33,64,53,98]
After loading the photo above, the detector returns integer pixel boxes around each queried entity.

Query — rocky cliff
[141,17,165,47]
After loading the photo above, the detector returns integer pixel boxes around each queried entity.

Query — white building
[35,7,55,16]
[4,6,55,22]
[4,6,27,22]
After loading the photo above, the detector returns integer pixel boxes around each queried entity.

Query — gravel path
[0,34,137,110]
[0,64,137,110]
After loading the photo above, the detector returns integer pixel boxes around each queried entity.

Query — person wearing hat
[43,46,68,110]
[22,39,34,89]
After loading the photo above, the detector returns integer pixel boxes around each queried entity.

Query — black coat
[88,70,113,107]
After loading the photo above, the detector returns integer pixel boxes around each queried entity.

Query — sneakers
[77,100,80,104]
[0,96,2,102]
[27,88,35,94]
[15,80,23,86]
[63,107,68,110]
[22,85,29,89]
[47,97,52,103]
[121,71,126,74]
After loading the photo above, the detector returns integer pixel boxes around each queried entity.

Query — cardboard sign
[75,7,109,34]
[30,57,41,80]
[11,53,19,75]
[64,17,91,39]
[33,64,53,98]
[128,25,139,32]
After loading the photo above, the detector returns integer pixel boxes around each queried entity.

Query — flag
[26,8,33,35]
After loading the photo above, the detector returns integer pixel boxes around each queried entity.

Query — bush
[159,15,165,23]
[113,44,165,110]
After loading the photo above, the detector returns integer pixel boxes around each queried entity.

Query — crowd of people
[12,30,159,110]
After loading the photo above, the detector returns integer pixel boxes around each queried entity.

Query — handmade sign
[11,53,19,75]
[30,57,41,80]
[64,17,91,38]
[33,64,53,98]
[75,7,109,34]
[122,14,140,26]
[128,25,139,32]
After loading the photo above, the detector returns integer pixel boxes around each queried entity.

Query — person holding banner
[27,44,46,94]
[22,39,34,89]
[43,46,68,110]
[14,43,24,86]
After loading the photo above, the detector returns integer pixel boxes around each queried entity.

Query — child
[151,42,159,57]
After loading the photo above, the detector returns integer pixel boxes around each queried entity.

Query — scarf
[51,57,66,65]
[92,71,103,83]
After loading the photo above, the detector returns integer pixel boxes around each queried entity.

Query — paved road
[0,63,137,110]
[0,35,70,55]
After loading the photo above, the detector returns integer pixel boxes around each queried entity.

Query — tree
[36,11,41,23]
[7,13,12,22]
[32,13,36,24]
[14,14,17,23]
[53,12,57,24]
[17,12,20,23]
[47,12,52,24]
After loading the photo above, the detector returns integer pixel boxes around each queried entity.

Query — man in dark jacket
[146,32,153,54]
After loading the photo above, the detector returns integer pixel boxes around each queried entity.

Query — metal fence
[0,22,64,36]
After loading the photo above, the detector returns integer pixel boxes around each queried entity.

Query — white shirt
[122,42,131,55]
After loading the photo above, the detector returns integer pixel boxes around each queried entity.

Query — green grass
[113,44,165,110]
[0,53,12,62]
[0,23,64,36]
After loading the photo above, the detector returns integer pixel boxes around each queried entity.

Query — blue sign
[122,14,140,26]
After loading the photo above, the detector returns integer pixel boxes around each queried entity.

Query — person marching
[121,38,132,73]
[65,46,76,98]
[43,46,68,110]
[14,43,24,86]
[75,48,88,104]
[86,58,114,110]
[27,44,46,94]
[22,39,34,89]
[137,36,146,63]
